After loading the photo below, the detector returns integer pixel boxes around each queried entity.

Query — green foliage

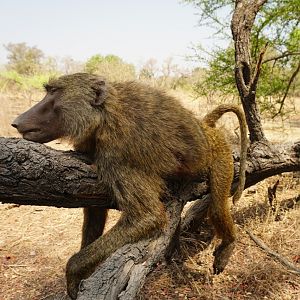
[4,43,44,75]
[195,47,237,98]
[85,55,104,74]
[85,54,136,81]
[287,28,300,53]
[184,0,300,116]
[0,70,57,91]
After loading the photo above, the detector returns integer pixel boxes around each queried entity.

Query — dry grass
[0,90,299,299]
[139,174,300,300]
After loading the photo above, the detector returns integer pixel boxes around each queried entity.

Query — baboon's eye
[44,84,60,95]
[49,87,59,94]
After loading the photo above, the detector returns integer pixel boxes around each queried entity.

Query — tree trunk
[1,137,299,299]
[231,0,268,143]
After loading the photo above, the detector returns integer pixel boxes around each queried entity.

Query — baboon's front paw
[67,277,80,299]
[66,257,82,299]
[213,241,235,274]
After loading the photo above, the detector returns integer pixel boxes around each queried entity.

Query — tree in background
[1,43,192,91]
[1,43,63,90]
[160,57,182,89]
[185,0,300,119]
[139,58,158,83]
[139,57,192,89]
[4,42,44,75]
[60,56,84,75]
[85,54,136,81]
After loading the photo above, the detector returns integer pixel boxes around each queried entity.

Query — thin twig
[246,230,300,275]
[251,43,268,92]
[272,61,300,118]
[6,264,29,267]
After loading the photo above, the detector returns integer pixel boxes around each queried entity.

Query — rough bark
[1,138,300,208]
[0,138,113,208]
[77,200,183,300]
[1,137,300,299]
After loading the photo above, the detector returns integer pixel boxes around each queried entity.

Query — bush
[0,70,58,92]
[85,54,136,81]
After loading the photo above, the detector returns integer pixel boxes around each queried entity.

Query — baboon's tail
[203,104,248,203]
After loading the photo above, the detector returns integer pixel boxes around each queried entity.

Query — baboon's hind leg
[81,207,108,249]
[208,151,236,274]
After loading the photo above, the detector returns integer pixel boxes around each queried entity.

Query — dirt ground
[0,176,299,300]
[0,92,299,299]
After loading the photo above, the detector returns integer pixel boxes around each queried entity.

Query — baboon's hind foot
[213,241,235,274]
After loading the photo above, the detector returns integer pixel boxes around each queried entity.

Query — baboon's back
[108,81,207,176]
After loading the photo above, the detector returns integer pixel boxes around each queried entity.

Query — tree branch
[272,61,300,118]
[251,43,268,92]
[77,200,183,300]
[246,230,300,275]
[0,138,113,208]
[1,138,300,209]
[262,51,300,64]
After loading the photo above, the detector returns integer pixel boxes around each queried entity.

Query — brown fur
[12,73,248,299]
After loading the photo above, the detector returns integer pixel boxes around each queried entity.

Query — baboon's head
[12,73,106,143]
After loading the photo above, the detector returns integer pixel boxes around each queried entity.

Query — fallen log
[0,137,299,299]
[1,138,299,208]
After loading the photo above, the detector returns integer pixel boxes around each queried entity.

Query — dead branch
[246,230,300,275]
[1,138,300,208]
[0,137,113,208]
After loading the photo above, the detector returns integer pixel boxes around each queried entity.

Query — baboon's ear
[91,79,106,107]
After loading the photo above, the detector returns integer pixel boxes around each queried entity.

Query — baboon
[12,73,248,299]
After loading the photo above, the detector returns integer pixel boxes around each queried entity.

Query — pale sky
[0,0,228,68]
